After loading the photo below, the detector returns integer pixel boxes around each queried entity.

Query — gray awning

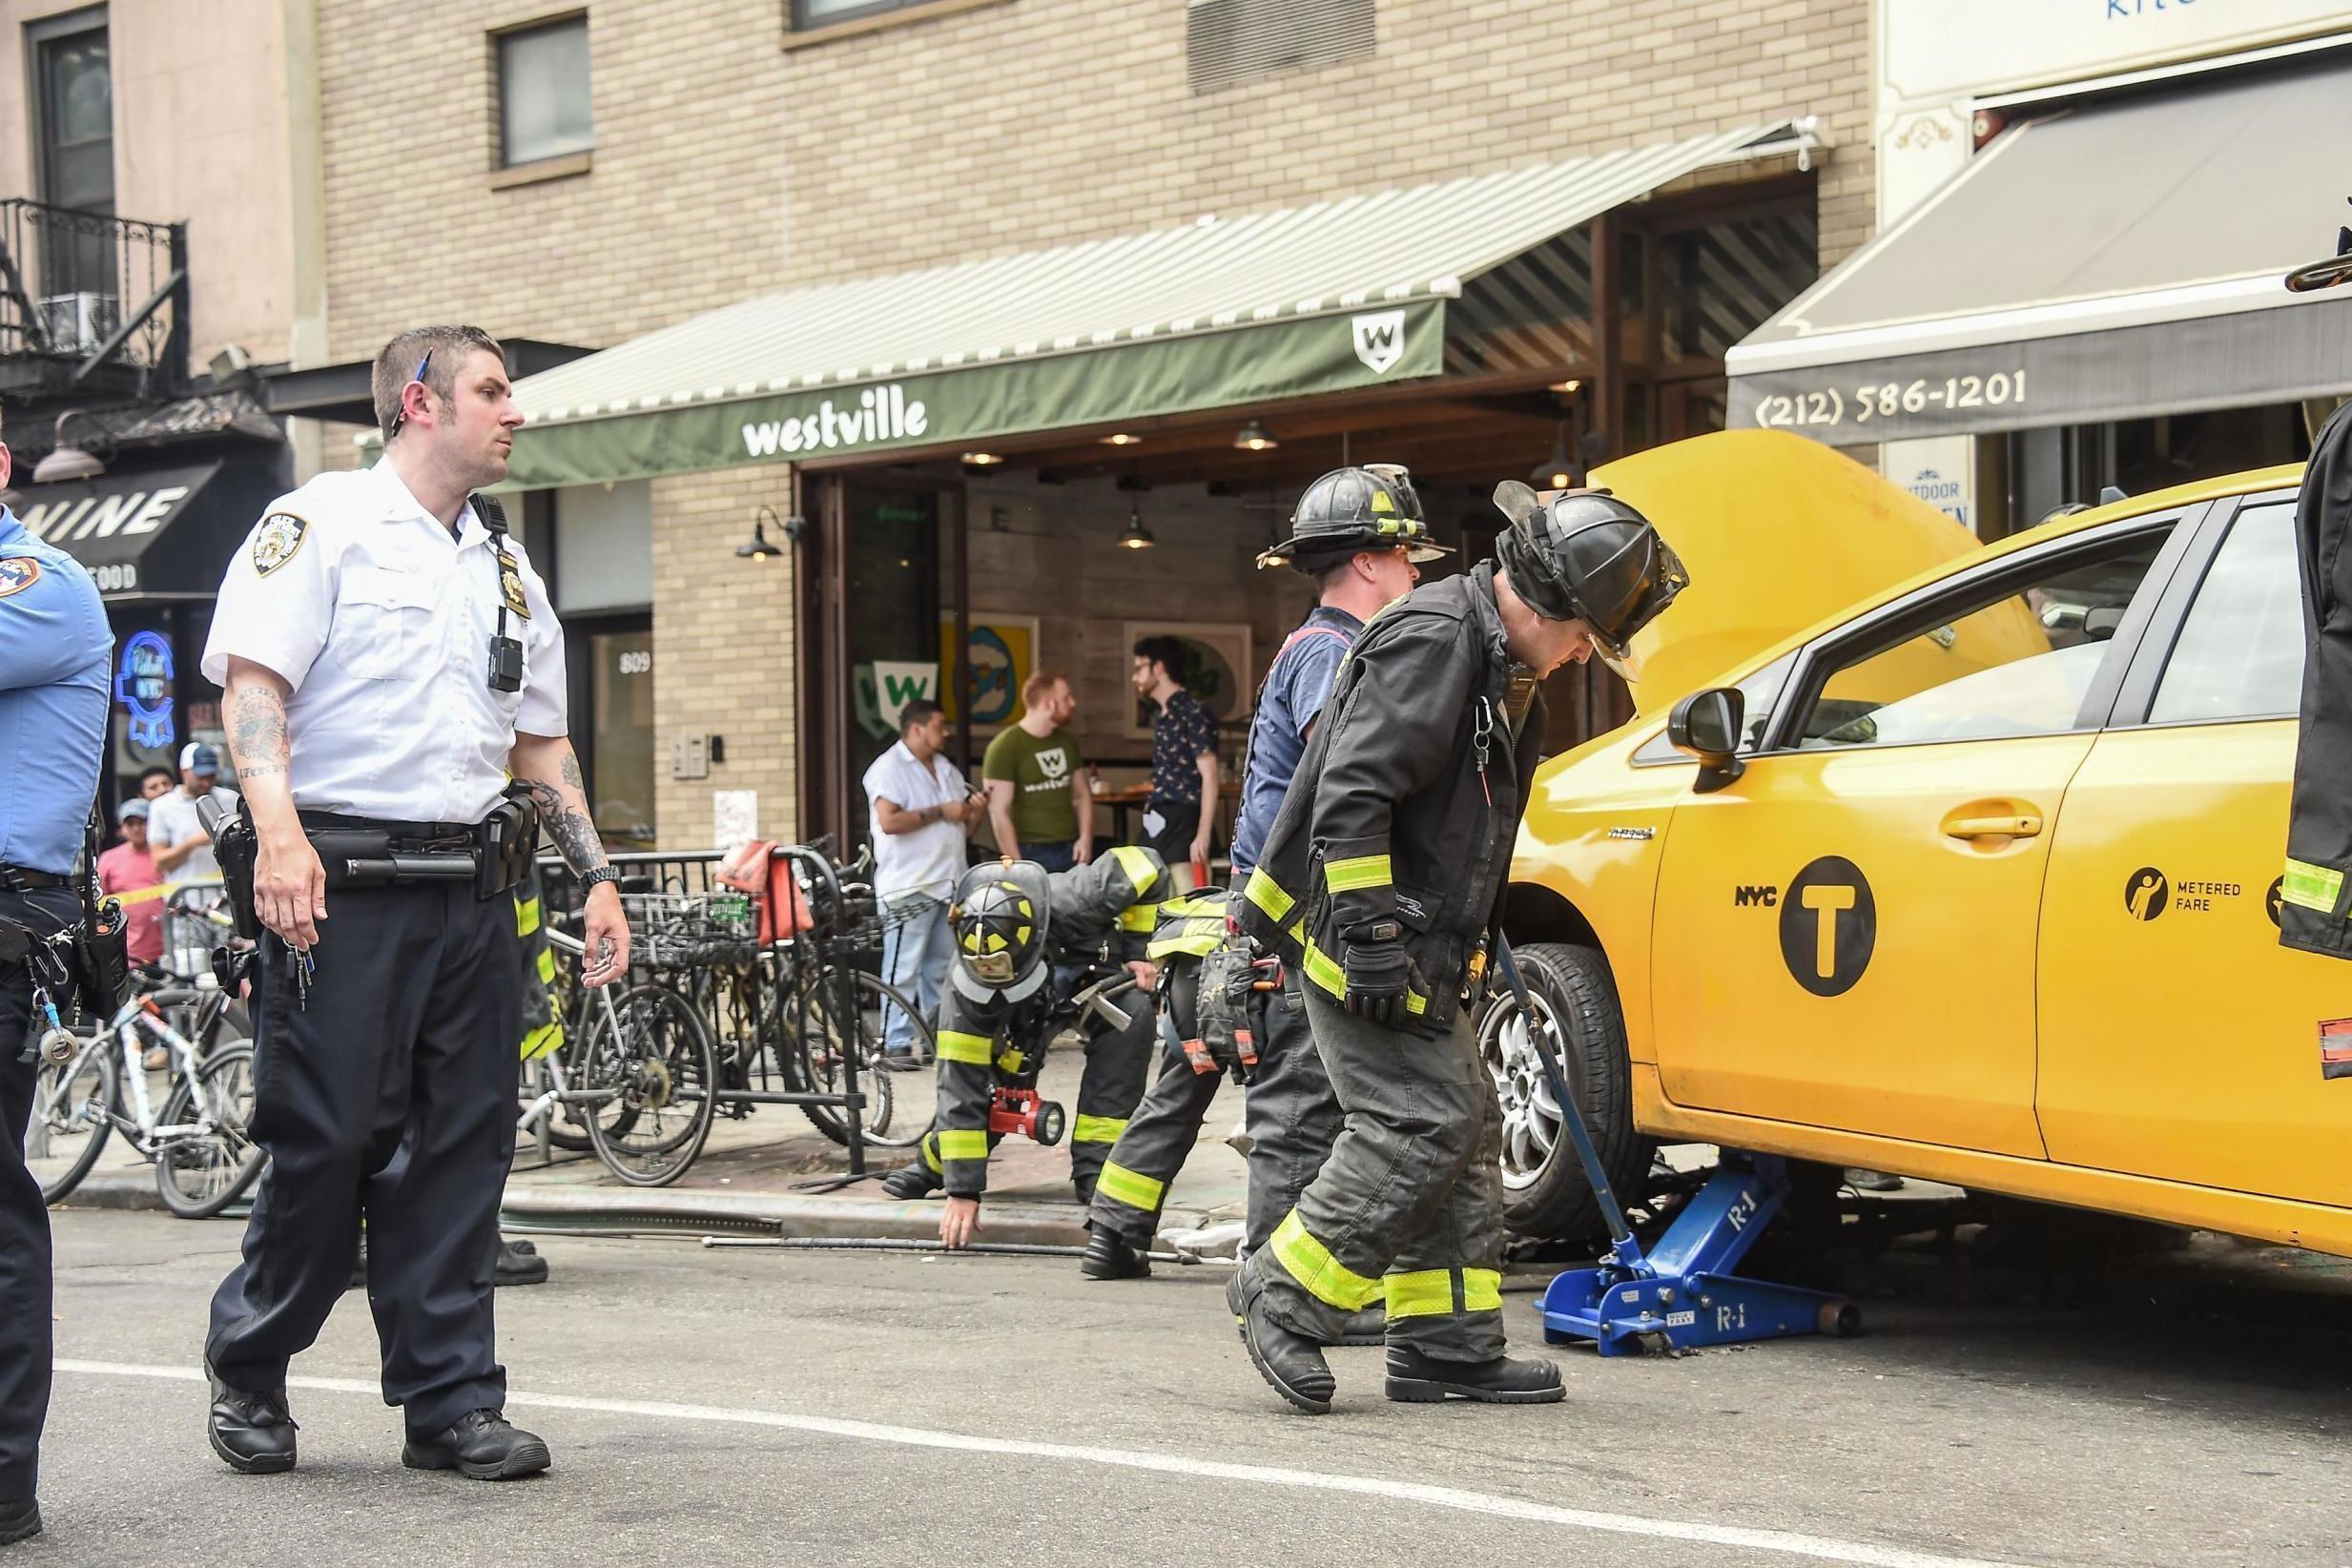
[1727,55,2352,442]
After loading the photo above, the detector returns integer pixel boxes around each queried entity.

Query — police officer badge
[0,556,39,598]
[251,512,307,577]
[497,550,531,619]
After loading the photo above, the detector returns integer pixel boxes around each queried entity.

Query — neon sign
[113,630,175,750]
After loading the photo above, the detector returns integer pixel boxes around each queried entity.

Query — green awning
[489,122,1803,489]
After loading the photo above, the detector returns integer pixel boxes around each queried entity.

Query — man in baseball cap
[149,742,239,892]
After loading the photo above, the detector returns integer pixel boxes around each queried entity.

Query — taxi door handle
[1944,812,2043,840]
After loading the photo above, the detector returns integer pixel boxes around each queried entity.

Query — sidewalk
[58,1045,1253,1251]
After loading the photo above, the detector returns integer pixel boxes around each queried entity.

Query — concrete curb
[50,1168,171,1214]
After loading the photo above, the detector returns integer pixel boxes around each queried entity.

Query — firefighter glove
[1339,918,1415,1025]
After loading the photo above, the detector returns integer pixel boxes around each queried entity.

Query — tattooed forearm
[228,685,290,774]
[510,736,610,877]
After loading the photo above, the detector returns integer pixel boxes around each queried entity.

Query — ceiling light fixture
[961,451,1003,466]
[1100,432,1142,447]
[1232,421,1277,453]
[1531,423,1576,491]
[1547,378,1583,394]
[1121,495,1156,550]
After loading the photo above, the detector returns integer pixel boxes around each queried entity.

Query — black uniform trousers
[206,874,521,1438]
[0,885,76,1503]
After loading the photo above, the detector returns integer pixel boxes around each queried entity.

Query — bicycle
[517,920,717,1187]
[25,927,263,1218]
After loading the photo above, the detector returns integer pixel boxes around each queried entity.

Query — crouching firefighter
[881,847,1172,1243]
[1231,483,1686,1413]
[1079,892,1259,1278]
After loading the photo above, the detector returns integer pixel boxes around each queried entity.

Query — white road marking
[60,1358,2013,1568]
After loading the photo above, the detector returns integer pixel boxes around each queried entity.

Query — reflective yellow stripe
[1148,930,1225,960]
[1268,1209,1381,1310]
[515,895,542,937]
[1384,1269,1455,1318]
[2283,858,2344,913]
[1073,1113,1126,1145]
[1463,1268,1502,1313]
[921,1134,942,1173]
[1163,894,1228,919]
[937,1030,994,1065]
[1324,854,1393,894]
[1110,844,1160,894]
[1120,904,1159,932]
[936,1128,989,1162]
[520,1020,564,1062]
[534,948,556,980]
[1243,867,1294,923]
[1096,1161,1165,1211]
[995,1048,1026,1074]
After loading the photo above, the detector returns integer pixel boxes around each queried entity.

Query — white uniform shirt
[146,784,238,882]
[862,741,968,901]
[201,464,567,825]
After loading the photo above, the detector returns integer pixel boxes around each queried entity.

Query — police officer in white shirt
[862,699,980,1063]
[199,325,631,1483]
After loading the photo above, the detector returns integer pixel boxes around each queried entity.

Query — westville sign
[500,300,1446,489]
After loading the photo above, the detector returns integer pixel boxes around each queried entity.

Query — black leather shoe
[0,1498,39,1545]
[1330,1305,1386,1348]
[208,1362,298,1474]
[496,1238,549,1287]
[402,1410,552,1481]
[878,1164,936,1200]
[1237,1264,1334,1414]
[1078,1227,1151,1280]
[1383,1346,1564,1404]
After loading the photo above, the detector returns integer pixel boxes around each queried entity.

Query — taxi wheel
[1486,941,1654,1244]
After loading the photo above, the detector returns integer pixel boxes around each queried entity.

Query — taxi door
[2037,495,2352,1209]
[1652,517,2189,1159]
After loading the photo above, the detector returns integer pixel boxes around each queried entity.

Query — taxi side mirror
[1668,687,1746,794]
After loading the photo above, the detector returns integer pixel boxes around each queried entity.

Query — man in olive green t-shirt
[982,670,1093,872]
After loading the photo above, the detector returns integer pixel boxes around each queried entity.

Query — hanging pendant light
[1232,420,1277,452]
[1121,494,1156,550]
[1531,422,1575,490]
[736,505,786,561]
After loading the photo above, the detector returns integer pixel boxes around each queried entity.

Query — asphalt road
[20,1207,2352,1567]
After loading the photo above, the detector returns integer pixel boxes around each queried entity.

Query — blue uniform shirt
[0,509,110,874]
[1229,605,1361,878]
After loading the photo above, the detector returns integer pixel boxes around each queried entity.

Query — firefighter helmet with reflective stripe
[948,860,1052,1005]
[1258,464,1455,571]
[1491,483,1687,663]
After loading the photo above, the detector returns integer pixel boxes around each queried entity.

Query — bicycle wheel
[530,952,597,1152]
[31,1043,115,1205]
[155,1043,267,1220]
[792,970,926,1148]
[583,982,717,1187]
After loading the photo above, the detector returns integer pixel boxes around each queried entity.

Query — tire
[1477,940,1653,1243]
[791,970,924,1149]
[584,982,718,1187]
[31,1043,115,1206]
[155,1043,267,1220]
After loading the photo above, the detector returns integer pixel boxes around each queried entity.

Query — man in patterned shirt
[1131,636,1219,876]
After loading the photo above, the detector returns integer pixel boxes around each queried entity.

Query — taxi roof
[1997,462,2304,550]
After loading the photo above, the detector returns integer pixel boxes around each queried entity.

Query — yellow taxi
[1496,429,2344,1254]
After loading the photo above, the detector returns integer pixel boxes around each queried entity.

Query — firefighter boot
[1237,1259,1334,1414]
[879,1163,938,1200]
[1383,1346,1564,1405]
[1332,1306,1385,1348]
[1079,1226,1152,1280]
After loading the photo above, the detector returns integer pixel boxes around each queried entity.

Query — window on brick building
[792,0,930,27]
[498,13,592,168]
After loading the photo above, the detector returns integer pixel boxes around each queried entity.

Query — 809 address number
[1754,371,2028,431]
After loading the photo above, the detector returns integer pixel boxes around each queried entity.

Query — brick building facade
[312,0,1877,850]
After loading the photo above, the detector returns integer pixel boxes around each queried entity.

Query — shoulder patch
[0,556,39,598]
[251,512,308,577]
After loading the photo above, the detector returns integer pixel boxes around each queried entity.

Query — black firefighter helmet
[948,860,1052,1005]
[1491,482,1687,666]
[1257,464,1455,572]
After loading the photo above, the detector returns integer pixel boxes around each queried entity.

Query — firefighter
[1080,464,1439,1313]
[880,846,1171,1234]
[1231,484,1686,1413]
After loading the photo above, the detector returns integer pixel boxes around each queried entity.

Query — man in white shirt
[146,742,238,884]
[863,700,980,1064]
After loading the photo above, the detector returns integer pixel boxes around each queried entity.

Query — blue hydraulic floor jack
[1494,937,1860,1357]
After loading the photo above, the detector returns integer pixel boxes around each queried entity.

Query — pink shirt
[96,842,165,966]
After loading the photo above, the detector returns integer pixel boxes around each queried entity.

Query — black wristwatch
[580,866,622,896]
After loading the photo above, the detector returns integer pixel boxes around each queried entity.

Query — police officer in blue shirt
[200,326,631,1482]
[0,411,112,1547]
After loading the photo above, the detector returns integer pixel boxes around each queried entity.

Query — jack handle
[1493,933,1640,1257]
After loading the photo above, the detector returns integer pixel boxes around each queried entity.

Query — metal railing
[0,197,189,386]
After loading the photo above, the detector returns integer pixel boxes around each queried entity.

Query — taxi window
[1631,652,1795,765]
[2148,503,2300,725]
[1785,531,2169,752]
